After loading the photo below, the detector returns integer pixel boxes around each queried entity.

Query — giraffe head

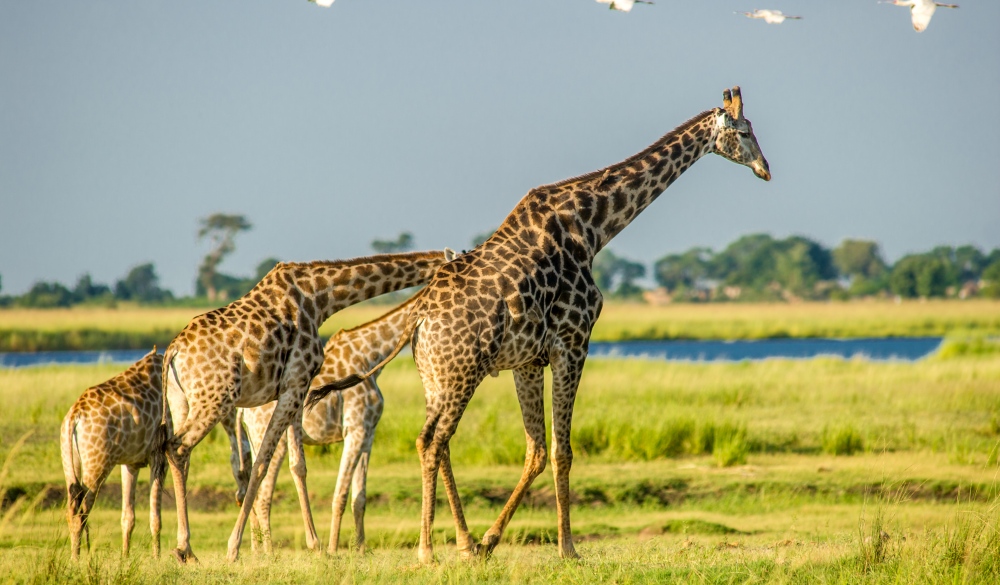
[712,86,770,181]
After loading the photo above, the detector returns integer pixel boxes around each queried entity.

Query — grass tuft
[822,424,866,456]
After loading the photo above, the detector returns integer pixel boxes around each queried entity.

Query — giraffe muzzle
[752,159,771,182]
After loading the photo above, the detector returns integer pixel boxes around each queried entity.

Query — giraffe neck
[491,110,721,264]
[258,250,446,327]
[584,109,718,251]
[333,293,418,371]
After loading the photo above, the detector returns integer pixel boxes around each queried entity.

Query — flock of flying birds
[595,0,959,33]
[307,1,960,33]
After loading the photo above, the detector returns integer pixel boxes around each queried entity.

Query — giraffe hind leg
[66,483,87,560]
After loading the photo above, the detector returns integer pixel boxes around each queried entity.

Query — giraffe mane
[274,251,443,272]
[534,109,716,191]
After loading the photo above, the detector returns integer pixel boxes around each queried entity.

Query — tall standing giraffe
[314,87,770,562]
[240,290,425,554]
[60,348,167,560]
[162,250,451,563]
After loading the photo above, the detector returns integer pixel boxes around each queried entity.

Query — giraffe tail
[306,314,423,410]
[61,414,87,524]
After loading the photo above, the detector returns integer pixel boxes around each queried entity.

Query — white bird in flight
[596,0,654,13]
[881,0,958,33]
[311,0,334,7]
[739,9,803,24]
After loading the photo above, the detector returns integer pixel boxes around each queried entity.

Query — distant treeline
[595,235,1000,302]
[2,234,999,309]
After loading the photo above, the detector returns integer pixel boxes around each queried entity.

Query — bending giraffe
[313,87,770,562]
[240,289,429,554]
[162,250,452,563]
[60,348,167,560]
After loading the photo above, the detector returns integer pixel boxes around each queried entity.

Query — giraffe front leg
[120,465,138,557]
[286,419,321,553]
[250,430,286,555]
[550,354,585,560]
[480,365,548,557]
[225,389,304,562]
[349,449,370,553]
[415,411,442,565]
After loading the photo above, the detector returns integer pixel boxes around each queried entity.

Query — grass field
[1,350,999,583]
[2,298,1000,351]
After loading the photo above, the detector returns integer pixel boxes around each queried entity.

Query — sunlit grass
[2,354,999,583]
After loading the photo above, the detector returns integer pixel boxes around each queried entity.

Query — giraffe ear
[730,86,744,120]
[722,89,733,114]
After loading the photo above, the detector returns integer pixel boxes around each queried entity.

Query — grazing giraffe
[162,250,452,563]
[60,348,167,560]
[314,87,770,562]
[240,290,426,554]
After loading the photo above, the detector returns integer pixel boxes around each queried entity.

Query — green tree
[890,255,949,299]
[978,259,1000,299]
[953,245,986,281]
[653,247,713,292]
[774,236,836,297]
[915,257,949,298]
[371,232,414,254]
[72,273,112,304]
[593,249,646,299]
[115,263,172,303]
[15,281,75,308]
[197,213,252,302]
[832,239,887,280]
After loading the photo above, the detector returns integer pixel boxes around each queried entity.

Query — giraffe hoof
[171,548,197,564]
[417,547,435,565]
[458,542,482,561]
[478,533,502,558]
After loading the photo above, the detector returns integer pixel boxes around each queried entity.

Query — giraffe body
[314,87,770,562]
[162,250,452,563]
[60,348,167,560]
[240,292,422,554]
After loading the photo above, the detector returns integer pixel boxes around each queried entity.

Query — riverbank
[2,299,999,351]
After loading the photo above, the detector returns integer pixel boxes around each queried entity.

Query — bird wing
[910,2,936,31]
[314,0,334,7]
[611,0,636,12]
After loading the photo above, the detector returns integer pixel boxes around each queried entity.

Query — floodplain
[1,338,998,583]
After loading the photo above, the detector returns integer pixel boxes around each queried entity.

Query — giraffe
[162,250,452,563]
[60,348,167,560]
[313,87,770,562]
[239,290,425,555]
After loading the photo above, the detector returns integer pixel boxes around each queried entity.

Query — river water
[0,337,942,368]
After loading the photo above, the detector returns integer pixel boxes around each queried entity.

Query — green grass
[2,354,999,582]
[3,299,1000,351]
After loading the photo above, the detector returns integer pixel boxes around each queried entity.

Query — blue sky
[2,1,998,296]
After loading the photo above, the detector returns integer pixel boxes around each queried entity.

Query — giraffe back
[61,350,164,487]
